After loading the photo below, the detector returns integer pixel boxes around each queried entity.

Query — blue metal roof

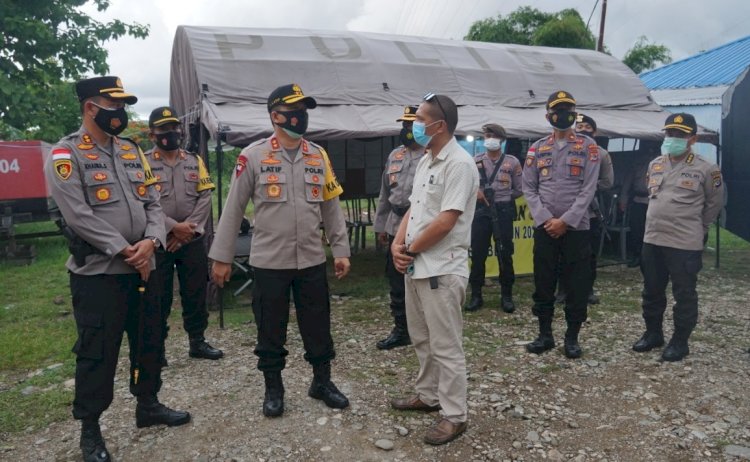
[640,35,750,90]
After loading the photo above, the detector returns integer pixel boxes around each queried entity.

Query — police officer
[522,91,601,359]
[44,76,190,462]
[466,123,522,313]
[619,140,659,267]
[576,114,613,305]
[145,106,223,364]
[632,113,723,362]
[209,84,351,417]
[373,105,426,349]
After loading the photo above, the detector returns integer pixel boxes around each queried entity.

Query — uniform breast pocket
[83,170,120,206]
[304,172,324,202]
[259,172,288,203]
[183,170,200,197]
[648,174,664,196]
[672,178,701,204]
[566,156,585,180]
[126,170,149,201]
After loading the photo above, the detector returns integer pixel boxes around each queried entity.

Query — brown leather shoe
[390,395,441,412]
[424,418,468,445]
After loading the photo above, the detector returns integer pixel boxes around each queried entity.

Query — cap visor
[284,95,317,109]
[152,117,181,127]
[396,115,417,122]
[548,97,576,108]
[107,91,138,105]
[663,124,694,133]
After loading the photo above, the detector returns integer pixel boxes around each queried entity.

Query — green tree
[623,36,672,74]
[0,0,149,142]
[465,6,595,50]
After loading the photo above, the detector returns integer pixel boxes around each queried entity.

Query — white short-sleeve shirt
[406,138,479,279]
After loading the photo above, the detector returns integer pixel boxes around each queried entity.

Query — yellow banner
[481,196,535,277]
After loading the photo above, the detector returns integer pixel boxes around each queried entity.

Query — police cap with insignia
[267,83,317,112]
[75,76,137,105]
[396,105,418,122]
[149,106,181,128]
[663,113,697,135]
[546,90,576,109]
[576,113,597,131]
[482,123,507,139]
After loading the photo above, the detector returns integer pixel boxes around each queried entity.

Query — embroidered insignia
[267,184,281,198]
[302,140,309,153]
[189,172,199,180]
[541,168,549,176]
[155,184,162,192]
[52,148,72,180]
[311,185,320,198]
[389,165,400,172]
[121,144,132,151]
[154,152,161,160]
[537,158,552,168]
[155,175,161,181]
[649,178,658,186]
[236,156,247,177]
[93,172,107,181]
[261,153,281,165]
[267,174,279,183]
[588,144,599,162]
[82,134,93,144]
[502,161,511,169]
[568,157,583,165]
[270,137,280,150]
[121,153,137,160]
[137,185,147,196]
[136,172,143,179]
[674,115,684,123]
[539,145,552,152]
[572,144,583,152]
[162,108,172,117]
[570,166,582,176]
[312,174,320,183]
[394,151,405,160]
[558,91,566,98]
[85,153,99,160]
[95,187,110,201]
[680,180,694,188]
[305,160,321,166]
[652,164,664,172]
[526,157,534,167]
[303,154,321,159]
[390,174,397,183]
[78,143,95,150]
[711,171,722,188]
[686,153,694,165]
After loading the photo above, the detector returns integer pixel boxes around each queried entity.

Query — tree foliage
[465,6,595,50]
[623,36,673,74]
[0,0,149,141]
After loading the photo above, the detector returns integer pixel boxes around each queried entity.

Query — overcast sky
[82,0,750,118]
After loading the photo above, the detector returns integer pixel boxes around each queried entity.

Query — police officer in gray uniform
[373,105,426,349]
[632,113,723,362]
[45,76,190,462]
[466,123,522,313]
[522,91,601,359]
[209,84,351,417]
[145,106,223,363]
[619,141,659,267]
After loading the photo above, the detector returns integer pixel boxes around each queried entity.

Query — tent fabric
[170,26,717,145]
[721,66,750,242]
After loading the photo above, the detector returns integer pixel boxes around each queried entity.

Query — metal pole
[597,0,608,52]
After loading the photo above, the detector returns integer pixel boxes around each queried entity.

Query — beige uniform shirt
[406,138,479,279]
[644,152,723,251]
[208,136,350,269]
[373,145,425,236]
[44,127,165,275]
[145,149,214,236]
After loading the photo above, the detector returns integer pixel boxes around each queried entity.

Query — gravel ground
[2,260,749,462]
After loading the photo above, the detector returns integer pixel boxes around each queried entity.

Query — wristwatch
[146,236,161,249]
[405,244,418,258]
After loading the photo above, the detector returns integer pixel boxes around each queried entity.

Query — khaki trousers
[405,274,468,423]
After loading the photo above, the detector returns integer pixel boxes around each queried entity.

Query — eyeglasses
[423,92,447,121]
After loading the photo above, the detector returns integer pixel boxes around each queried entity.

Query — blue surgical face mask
[661,137,689,157]
[483,138,501,152]
[412,120,440,147]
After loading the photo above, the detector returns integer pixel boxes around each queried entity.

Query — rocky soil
[2,259,749,461]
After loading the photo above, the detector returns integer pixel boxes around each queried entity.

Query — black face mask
[548,110,576,130]
[399,126,414,146]
[275,109,308,137]
[155,131,182,151]
[93,105,128,136]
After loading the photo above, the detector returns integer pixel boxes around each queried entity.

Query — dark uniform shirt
[44,127,164,275]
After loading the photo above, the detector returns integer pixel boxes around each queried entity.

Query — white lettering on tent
[214,34,263,59]
[310,36,361,60]
[395,41,441,65]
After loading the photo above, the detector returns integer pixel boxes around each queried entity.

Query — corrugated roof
[640,35,750,90]
[650,86,728,106]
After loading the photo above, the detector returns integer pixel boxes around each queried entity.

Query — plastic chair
[231,224,254,297]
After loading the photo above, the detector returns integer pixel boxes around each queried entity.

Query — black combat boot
[80,419,110,462]
[135,395,191,428]
[526,317,555,354]
[189,335,224,360]
[500,286,515,313]
[587,290,600,305]
[564,323,583,359]
[262,371,284,417]
[662,327,691,362]
[308,362,349,409]
[633,319,665,352]
[465,287,483,312]
[376,316,411,350]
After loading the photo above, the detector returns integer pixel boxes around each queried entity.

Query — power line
[586,0,600,29]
